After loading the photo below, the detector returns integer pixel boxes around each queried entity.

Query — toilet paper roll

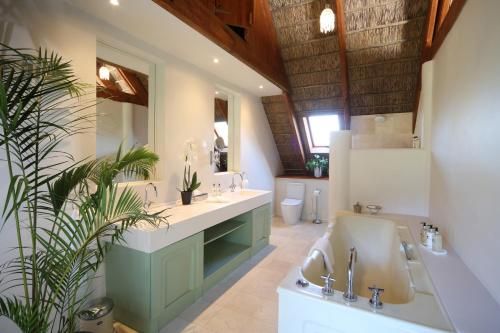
[329,131,352,222]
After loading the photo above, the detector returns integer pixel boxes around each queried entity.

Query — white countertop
[121,189,272,253]
[364,212,500,333]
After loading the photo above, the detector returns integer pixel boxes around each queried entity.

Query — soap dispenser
[432,227,443,252]
[426,227,436,249]
[419,222,427,244]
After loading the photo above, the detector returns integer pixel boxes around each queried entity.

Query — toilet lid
[281,198,302,206]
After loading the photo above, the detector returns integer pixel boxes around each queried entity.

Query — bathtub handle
[320,274,336,296]
[368,285,384,309]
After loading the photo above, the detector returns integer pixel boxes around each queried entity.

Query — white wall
[426,0,500,305]
[275,178,329,222]
[0,0,282,305]
[349,149,430,217]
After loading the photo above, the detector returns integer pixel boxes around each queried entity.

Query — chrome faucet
[144,182,157,209]
[229,172,246,192]
[320,274,335,296]
[343,247,357,302]
[368,285,384,309]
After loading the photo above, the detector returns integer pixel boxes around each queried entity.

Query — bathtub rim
[280,211,455,332]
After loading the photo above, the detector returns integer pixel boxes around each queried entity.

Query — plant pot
[313,167,322,178]
[181,191,193,205]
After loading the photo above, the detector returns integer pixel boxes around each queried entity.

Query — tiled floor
[160,217,327,333]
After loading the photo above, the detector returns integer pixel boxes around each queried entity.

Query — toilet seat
[281,198,303,206]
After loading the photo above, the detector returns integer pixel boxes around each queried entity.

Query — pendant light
[99,66,110,80]
[320,4,336,34]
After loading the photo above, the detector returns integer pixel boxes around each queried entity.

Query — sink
[233,190,258,196]
[206,196,231,203]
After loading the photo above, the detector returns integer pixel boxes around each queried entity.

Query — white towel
[309,235,335,274]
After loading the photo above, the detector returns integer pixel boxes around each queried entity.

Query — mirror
[95,43,155,182]
[213,90,230,173]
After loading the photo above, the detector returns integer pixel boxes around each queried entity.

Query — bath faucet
[320,274,335,296]
[229,172,246,192]
[144,182,158,209]
[368,285,384,309]
[343,247,357,302]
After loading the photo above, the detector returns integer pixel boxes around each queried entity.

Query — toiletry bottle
[420,222,427,244]
[422,224,430,246]
[432,227,443,252]
[426,227,435,249]
[212,184,216,196]
[353,202,362,214]
[217,184,222,196]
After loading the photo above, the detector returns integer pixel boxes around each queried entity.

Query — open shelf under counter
[204,219,247,245]
[203,240,251,279]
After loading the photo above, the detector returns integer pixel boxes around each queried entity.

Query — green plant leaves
[0,44,166,333]
[189,171,201,192]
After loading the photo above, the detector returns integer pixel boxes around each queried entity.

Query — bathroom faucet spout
[343,247,357,302]
[144,182,158,209]
[230,172,246,192]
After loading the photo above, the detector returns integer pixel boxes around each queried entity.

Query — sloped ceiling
[345,0,428,116]
[265,0,429,174]
[269,0,344,119]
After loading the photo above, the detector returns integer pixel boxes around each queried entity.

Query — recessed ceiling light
[213,58,219,64]
[215,91,219,95]
[110,0,119,6]
[259,85,264,89]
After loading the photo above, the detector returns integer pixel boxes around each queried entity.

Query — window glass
[303,114,340,153]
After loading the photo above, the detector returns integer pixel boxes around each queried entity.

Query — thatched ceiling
[269,0,344,119]
[268,0,428,118]
[344,0,428,115]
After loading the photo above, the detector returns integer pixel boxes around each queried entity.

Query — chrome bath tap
[343,247,357,302]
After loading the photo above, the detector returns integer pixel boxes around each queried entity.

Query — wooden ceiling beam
[413,0,467,130]
[117,68,148,107]
[334,0,351,130]
[284,92,306,167]
[97,88,148,107]
[431,0,467,58]
[412,0,439,130]
[153,0,290,92]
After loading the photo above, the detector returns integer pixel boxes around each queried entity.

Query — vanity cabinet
[106,203,271,333]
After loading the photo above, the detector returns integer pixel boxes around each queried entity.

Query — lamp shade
[320,5,336,34]
[99,66,110,80]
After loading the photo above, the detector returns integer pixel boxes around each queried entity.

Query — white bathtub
[278,213,454,333]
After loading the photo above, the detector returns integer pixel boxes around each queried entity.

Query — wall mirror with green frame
[212,87,239,174]
[96,42,157,182]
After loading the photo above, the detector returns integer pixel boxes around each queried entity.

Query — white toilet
[281,183,305,225]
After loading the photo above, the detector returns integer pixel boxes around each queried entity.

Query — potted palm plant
[305,154,329,178]
[0,44,166,333]
[177,140,201,205]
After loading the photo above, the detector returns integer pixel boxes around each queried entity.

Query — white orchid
[182,139,198,165]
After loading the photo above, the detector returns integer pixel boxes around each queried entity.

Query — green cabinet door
[106,232,203,333]
[151,232,203,329]
[252,203,271,255]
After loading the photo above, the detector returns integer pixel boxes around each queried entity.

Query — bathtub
[278,212,454,333]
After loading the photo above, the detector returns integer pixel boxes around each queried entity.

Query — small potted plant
[305,154,329,178]
[178,140,201,205]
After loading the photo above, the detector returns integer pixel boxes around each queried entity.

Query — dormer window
[303,114,340,153]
